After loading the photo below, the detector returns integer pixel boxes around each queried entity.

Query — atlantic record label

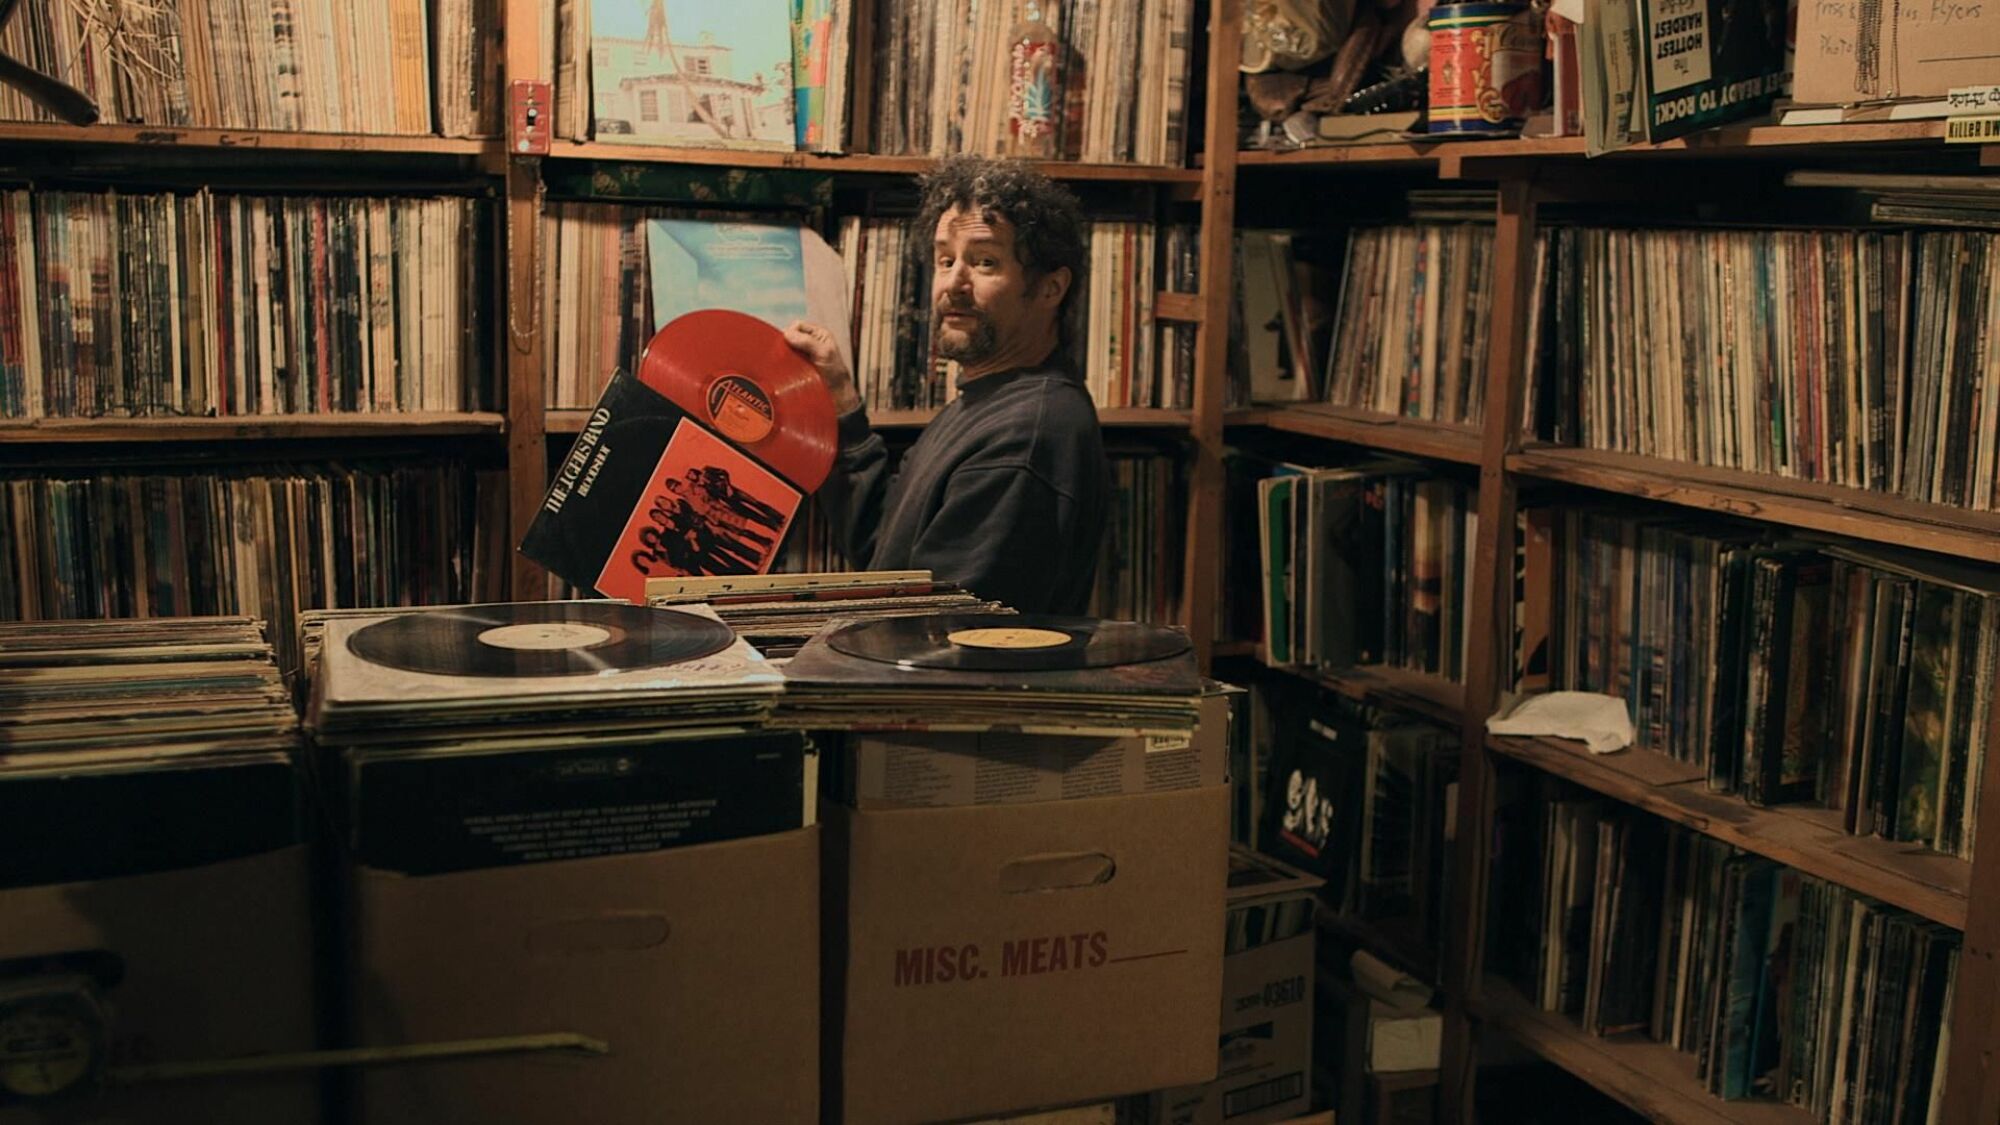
[344,603,737,678]
[827,614,1193,672]
[639,309,837,491]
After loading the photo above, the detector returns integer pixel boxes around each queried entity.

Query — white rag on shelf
[1484,692,1635,755]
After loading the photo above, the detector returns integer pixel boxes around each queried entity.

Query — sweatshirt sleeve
[816,406,893,569]
[905,462,1072,614]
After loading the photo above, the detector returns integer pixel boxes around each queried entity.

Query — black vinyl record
[346,603,736,678]
[826,613,1191,672]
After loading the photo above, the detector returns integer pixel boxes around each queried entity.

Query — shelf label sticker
[1944,115,2000,142]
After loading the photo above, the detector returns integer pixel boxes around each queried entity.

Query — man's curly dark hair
[916,154,1088,349]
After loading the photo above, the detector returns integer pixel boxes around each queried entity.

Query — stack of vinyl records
[303,602,813,876]
[1,616,302,883]
[306,602,786,745]
[776,613,1206,735]
[643,571,1008,658]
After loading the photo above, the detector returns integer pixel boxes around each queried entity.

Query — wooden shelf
[1487,734,1971,929]
[544,143,1204,183]
[1216,651,1468,729]
[1320,665,1466,729]
[1472,979,1815,1125]
[1227,403,1484,465]
[1235,120,1981,171]
[1320,908,1440,985]
[0,122,492,156]
[545,406,1192,434]
[1508,445,2000,565]
[0,413,506,443]
[863,407,1192,430]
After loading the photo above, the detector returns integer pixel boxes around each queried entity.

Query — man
[783,155,1111,615]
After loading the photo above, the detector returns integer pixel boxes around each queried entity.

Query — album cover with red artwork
[519,370,803,601]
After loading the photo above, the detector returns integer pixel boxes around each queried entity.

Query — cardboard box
[349,826,818,1125]
[827,786,1230,1125]
[1793,0,2000,105]
[0,847,319,1125]
[843,692,1233,810]
[1128,848,1322,1125]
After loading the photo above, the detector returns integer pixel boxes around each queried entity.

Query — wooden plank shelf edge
[542,143,1204,183]
[546,407,1192,433]
[1508,445,2000,565]
[0,122,492,155]
[1233,120,1976,170]
[0,413,507,442]
[1472,979,1816,1125]
[1227,404,1484,465]
[1488,734,1971,929]
[1209,652,1468,728]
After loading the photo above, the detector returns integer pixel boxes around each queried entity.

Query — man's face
[931,205,1041,365]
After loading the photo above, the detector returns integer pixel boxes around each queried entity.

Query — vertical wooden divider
[1944,690,2000,1120]
[503,0,548,600]
[1186,0,1241,670]
[1439,175,1539,1121]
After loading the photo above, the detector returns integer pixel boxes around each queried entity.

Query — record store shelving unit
[8,0,2000,1122]
[1204,18,2000,1124]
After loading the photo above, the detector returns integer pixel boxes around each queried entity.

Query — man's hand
[784,321,863,415]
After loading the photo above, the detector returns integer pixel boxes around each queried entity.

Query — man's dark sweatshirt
[818,359,1111,615]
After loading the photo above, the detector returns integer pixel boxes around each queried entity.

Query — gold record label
[947,626,1073,650]
[478,623,613,650]
[707,374,776,444]
[0,1010,94,1098]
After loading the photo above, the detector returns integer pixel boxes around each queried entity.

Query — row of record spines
[1247,685,1459,950]
[0,463,503,671]
[1515,507,1997,861]
[1492,784,1957,1122]
[840,215,1199,412]
[1251,463,1476,681]
[1525,226,2000,513]
[1092,453,1184,626]
[865,0,1195,165]
[0,0,497,136]
[1325,224,1495,428]
[0,189,492,421]
[535,204,1197,414]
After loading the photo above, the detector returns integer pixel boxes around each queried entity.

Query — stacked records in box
[304,601,813,876]
[777,613,1206,735]
[644,570,1009,658]
[0,616,303,887]
[307,602,785,745]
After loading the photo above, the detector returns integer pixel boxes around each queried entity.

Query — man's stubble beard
[932,307,998,363]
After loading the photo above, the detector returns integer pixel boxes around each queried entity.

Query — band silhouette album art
[605,418,802,598]
[520,310,836,603]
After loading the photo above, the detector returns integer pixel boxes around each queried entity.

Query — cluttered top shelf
[1232,120,1990,170]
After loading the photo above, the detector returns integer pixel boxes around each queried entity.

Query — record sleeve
[520,370,804,601]
[340,731,813,875]
[344,602,737,678]
[826,614,1192,672]
[782,617,1203,697]
[314,603,781,714]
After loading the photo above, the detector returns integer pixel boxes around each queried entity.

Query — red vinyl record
[637,309,838,492]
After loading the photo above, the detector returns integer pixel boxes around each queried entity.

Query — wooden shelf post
[1185,0,1242,669]
[503,0,548,600]
[1439,175,1541,1122]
